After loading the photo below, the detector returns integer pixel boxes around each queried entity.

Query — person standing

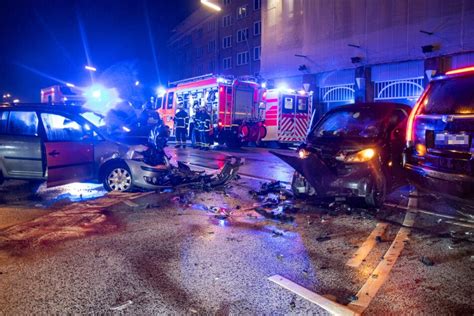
[174,105,189,148]
[194,105,203,149]
[200,105,212,151]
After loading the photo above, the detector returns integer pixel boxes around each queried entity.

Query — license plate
[435,133,470,146]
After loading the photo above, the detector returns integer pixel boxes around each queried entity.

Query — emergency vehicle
[158,74,265,148]
[260,88,313,144]
[41,85,85,106]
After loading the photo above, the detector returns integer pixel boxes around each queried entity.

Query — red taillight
[218,121,223,127]
[446,66,474,75]
[219,86,224,93]
[406,86,431,144]
[262,91,267,100]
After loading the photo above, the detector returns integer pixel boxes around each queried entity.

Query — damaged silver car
[0,104,241,192]
[272,102,411,207]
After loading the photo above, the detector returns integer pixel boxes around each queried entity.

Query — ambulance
[158,74,265,148]
[260,88,313,145]
[41,85,85,106]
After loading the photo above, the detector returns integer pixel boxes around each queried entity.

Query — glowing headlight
[340,148,376,163]
[298,148,310,159]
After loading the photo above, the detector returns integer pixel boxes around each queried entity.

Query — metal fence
[319,84,355,103]
[374,77,424,102]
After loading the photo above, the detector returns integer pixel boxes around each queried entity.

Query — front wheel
[103,163,134,192]
[365,174,387,208]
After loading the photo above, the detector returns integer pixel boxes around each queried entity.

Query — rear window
[421,76,474,115]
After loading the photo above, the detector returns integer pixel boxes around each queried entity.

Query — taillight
[446,66,474,75]
[406,86,431,145]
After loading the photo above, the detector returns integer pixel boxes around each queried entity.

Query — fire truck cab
[261,88,313,144]
[158,74,265,148]
[41,85,85,106]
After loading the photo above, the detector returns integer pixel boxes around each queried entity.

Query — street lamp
[85,65,97,72]
[201,0,221,11]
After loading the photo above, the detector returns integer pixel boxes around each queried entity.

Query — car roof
[325,102,411,115]
[0,103,87,115]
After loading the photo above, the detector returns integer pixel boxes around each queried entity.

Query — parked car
[404,66,474,203]
[272,102,411,207]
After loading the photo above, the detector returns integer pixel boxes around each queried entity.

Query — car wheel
[103,163,134,192]
[365,174,387,208]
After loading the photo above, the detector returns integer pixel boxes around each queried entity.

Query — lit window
[237,5,248,19]
[237,51,249,66]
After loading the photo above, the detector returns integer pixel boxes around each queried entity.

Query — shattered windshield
[310,109,385,139]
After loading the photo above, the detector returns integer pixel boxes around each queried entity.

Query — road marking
[346,222,389,268]
[268,275,360,316]
[348,194,417,314]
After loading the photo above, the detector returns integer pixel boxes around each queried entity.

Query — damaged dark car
[273,102,411,207]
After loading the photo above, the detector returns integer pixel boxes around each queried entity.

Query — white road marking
[346,222,389,268]
[348,192,418,314]
[268,275,360,316]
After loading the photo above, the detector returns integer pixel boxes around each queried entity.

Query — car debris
[110,300,133,311]
[420,256,435,266]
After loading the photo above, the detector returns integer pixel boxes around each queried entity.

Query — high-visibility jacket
[174,109,189,129]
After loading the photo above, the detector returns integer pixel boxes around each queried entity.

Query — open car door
[40,113,95,187]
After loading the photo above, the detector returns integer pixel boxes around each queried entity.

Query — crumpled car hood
[270,150,336,196]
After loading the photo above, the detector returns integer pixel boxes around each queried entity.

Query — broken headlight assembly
[336,148,376,163]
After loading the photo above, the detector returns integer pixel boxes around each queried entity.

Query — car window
[0,111,8,134]
[421,76,474,115]
[167,92,174,109]
[41,113,92,141]
[8,111,39,136]
[282,95,294,113]
[310,109,385,139]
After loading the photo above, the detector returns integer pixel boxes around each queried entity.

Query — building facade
[261,0,474,115]
[167,0,262,82]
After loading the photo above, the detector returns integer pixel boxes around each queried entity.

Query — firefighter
[174,105,189,148]
[193,103,203,149]
[199,105,212,151]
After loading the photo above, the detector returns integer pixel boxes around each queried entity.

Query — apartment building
[167,0,262,82]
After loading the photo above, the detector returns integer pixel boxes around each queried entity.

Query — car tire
[102,163,134,192]
[365,174,387,208]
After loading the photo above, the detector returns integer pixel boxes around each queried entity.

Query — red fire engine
[41,85,85,106]
[260,88,313,144]
[158,74,265,148]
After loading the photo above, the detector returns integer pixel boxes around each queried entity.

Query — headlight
[298,148,310,159]
[338,148,376,163]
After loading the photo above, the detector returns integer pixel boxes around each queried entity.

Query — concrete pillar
[354,66,372,103]
[424,56,451,85]
[303,74,323,120]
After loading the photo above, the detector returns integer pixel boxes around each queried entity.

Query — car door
[279,94,296,142]
[0,110,44,179]
[40,112,95,187]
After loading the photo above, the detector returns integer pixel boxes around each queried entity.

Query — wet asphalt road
[0,146,473,314]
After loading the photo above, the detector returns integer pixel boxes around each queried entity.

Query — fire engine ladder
[168,73,216,87]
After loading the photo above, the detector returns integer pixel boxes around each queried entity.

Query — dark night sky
[0,0,199,102]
